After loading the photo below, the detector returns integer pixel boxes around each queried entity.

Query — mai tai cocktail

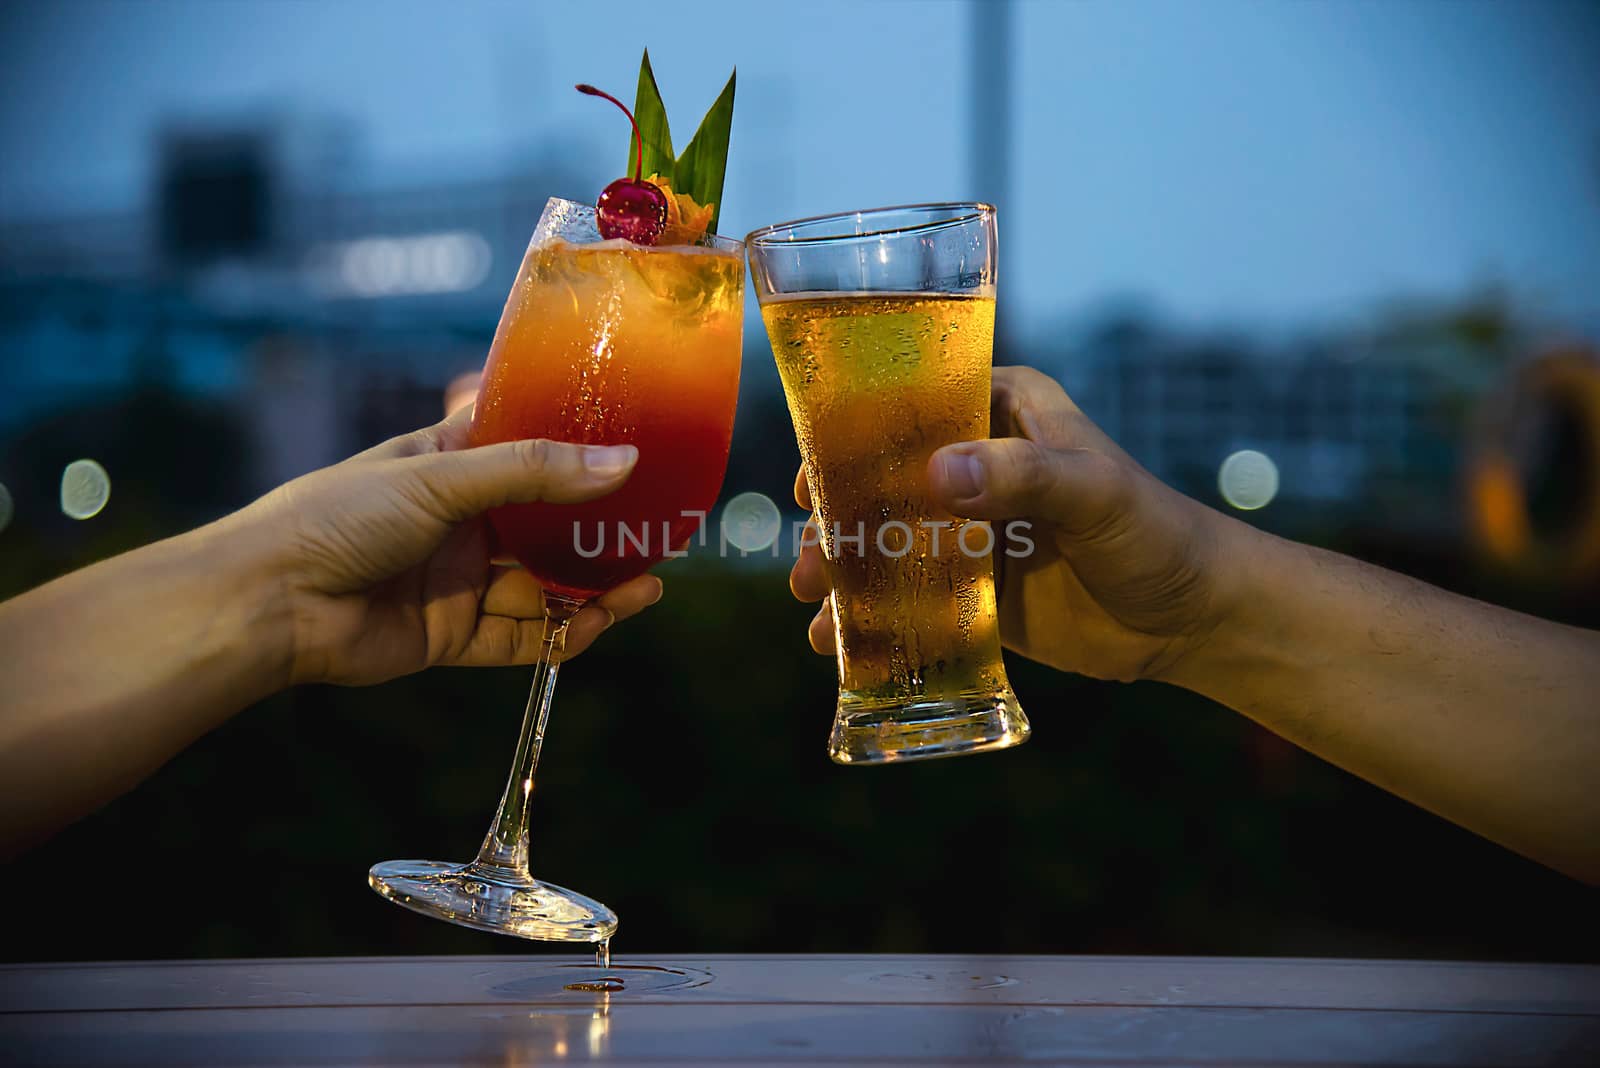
[472,220,744,600]
[369,66,742,944]
[747,204,1029,765]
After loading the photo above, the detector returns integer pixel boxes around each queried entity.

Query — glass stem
[472,594,583,881]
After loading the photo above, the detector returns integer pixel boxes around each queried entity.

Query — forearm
[1167,521,1600,883]
[0,514,291,855]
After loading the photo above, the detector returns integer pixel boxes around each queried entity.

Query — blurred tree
[3,564,1595,964]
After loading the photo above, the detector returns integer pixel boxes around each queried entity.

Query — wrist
[1150,509,1290,693]
[189,505,300,696]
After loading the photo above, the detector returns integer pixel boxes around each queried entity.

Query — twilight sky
[2,0,1597,334]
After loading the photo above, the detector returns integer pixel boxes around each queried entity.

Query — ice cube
[532,199,603,245]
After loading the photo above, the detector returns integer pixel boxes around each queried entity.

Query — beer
[763,291,1026,758]
[749,202,1028,763]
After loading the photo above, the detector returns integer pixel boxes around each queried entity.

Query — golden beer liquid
[764,291,1008,706]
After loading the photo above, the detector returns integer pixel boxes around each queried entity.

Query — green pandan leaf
[632,49,675,184]
[673,67,735,234]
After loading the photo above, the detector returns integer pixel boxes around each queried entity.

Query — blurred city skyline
[3,0,1598,333]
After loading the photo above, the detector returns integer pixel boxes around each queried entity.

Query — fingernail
[582,444,637,478]
[940,451,984,499]
[647,577,665,605]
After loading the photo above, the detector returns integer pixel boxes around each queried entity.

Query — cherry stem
[576,83,646,183]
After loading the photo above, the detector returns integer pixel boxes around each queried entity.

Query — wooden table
[3,955,1597,1065]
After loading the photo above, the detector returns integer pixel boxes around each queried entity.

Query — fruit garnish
[628,50,736,236]
[643,173,716,245]
[576,83,669,245]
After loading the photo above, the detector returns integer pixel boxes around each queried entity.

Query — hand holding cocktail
[274,405,659,687]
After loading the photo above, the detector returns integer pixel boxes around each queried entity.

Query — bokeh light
[1218,450,1279,511]
[60,459,111,519]
[721,491,781,552]
[316,231,492,298]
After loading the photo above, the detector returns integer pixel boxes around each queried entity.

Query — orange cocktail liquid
[469,238,744,600]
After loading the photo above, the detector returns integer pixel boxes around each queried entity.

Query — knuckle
[512,437,555,472]
[1007,440,1054,496]
[396,457,463,521]
[387,426,434,459]
[1011,365,1052,389]
[1082,447,1123,481]
[508,619,543,664]
[1084,449,1130,500]
[411,423,447,455]
[1076,449,1136,529]
[1007,365,1068,401]
[384,430,420,456]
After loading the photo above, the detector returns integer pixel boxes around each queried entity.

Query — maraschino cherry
[576,83,669,245]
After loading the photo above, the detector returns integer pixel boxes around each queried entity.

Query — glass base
[828,690,1030,765]
[368,860,618,943]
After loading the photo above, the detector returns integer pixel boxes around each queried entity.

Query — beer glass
[747,204,1030,764]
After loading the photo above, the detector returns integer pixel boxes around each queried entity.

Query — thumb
[395,438,638,523]
[928,438,1126,535]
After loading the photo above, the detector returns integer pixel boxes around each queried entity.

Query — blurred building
[1054,313,1485,532]
[2,116,1499,529]
[1,116,587,492]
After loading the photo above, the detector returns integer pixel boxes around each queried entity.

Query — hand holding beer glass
[747,204,1030,764]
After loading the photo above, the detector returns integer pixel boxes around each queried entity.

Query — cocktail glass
[370,197,744,940]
